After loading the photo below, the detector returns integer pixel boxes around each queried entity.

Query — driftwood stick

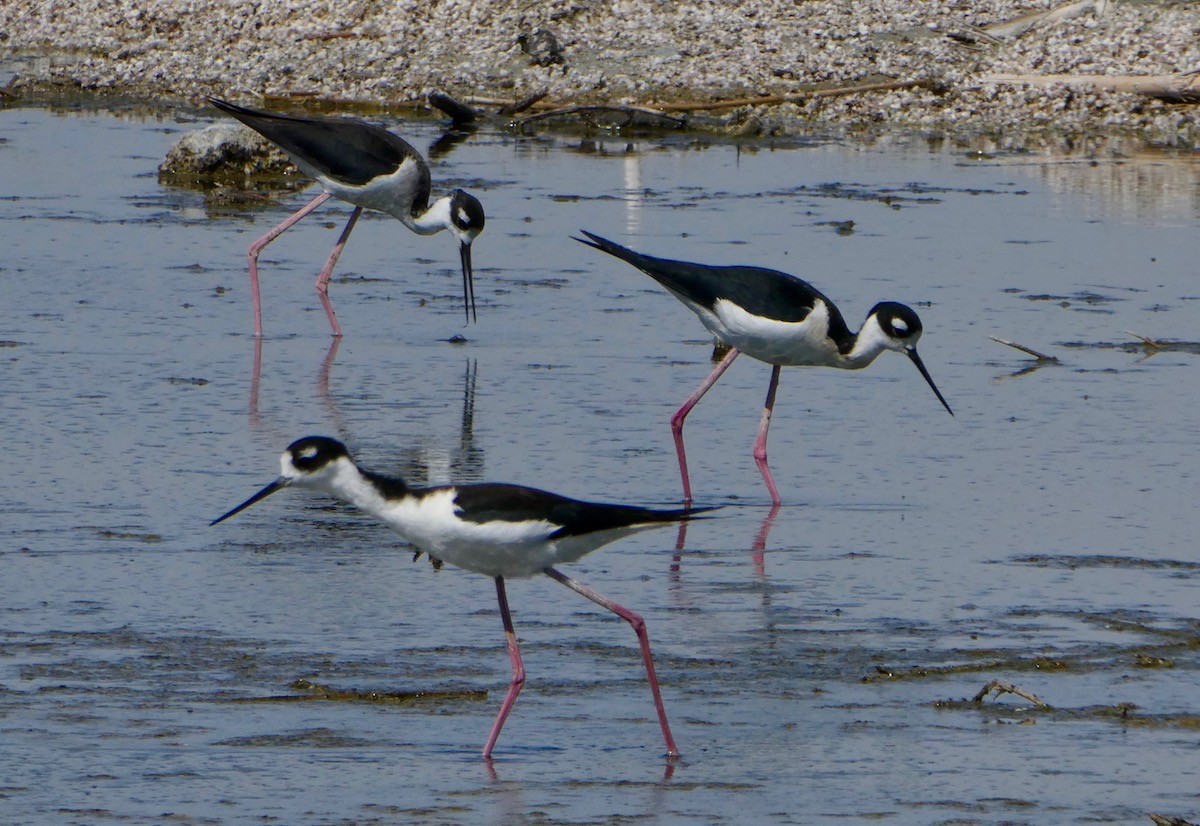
[0,74,19,101]
[980,73,1200,102]
[990,336,1059,361]
[981,0,1108,40]
[498,89,550,117]
[427,90,479,125]
[972,679,1048,707]
[653,78,941,113]
[464,95,520,106]
[1125,330,1165,349]
[514,104,685,126]
[1148,815,1198,826]
[471,77,940,119]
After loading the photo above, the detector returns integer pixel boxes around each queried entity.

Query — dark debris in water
[1013,288,1125,308]
[864,656,1072,683]
[816,219,856,235]
[214,727,377,749]
[797,181,942,207]
[1135,653,1176,669]
[1013,553,1200,571]
[972,678,1048,707]
[502,277,570,288]
[1012,608,1200,649]
[227,678,487,706]
[934,697,1200,730]
[93,528,163,544]
[332,273,391,284]
[1059,337,1200,355]
[1150,816,1198,826]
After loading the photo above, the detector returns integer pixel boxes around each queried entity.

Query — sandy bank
[2,1,1197,143]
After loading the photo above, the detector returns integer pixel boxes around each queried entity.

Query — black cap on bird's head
[284,435,352,473]
[867,302,953,417]
[869,302,924,342]
[450,189,485,237]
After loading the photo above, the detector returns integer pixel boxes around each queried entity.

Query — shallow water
[2,103,1198,824]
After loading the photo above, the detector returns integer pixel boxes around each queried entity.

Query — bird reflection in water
[249,341,483,489]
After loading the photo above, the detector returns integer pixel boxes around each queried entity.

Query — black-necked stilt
[209,98,485,336]
[211,435,711,758]
[575,231,953,505]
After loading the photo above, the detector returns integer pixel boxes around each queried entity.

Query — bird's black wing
[210,98,432,202]
[450,483,712,538]
[576,230,853,337]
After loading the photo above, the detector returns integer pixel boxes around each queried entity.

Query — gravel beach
[2,1,1198,141]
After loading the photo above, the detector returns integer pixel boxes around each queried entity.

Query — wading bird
[576,231,953,504]
[211,435,713,758]
[210,98,485,336]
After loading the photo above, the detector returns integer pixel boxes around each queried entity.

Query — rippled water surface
[2,103,1198,824]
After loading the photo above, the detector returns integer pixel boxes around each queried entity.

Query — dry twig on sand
[979,0,1109,40]
[980,73,1200,103]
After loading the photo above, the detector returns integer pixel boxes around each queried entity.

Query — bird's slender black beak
[460,242,477,324]
[906,348,954,416]
[210,477,289,526]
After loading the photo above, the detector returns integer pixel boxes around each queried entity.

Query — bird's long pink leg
[482,576,525,759]
[671,348,740,503]
[752,365,783,506]
[314,206,362,338]
[544,567,680,758]
[246,192,332,337]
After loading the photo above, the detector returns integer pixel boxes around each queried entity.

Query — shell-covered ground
[2,0,1198,141]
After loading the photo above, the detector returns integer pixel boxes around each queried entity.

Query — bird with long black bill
[211,435,712,758]
[210,98,485,336]
[576,231,953,505]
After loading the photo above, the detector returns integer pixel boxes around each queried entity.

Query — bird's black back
[449,483,710,538]
[576,231,856,344]
[210,98,432,205]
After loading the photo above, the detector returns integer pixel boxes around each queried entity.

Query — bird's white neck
[404,195,454,236]
[307,459,394,518]
[840,316,897,370]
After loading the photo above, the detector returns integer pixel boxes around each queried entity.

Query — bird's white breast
[321,156,427,223]
[700,298,844,367]
[375,490,572,578]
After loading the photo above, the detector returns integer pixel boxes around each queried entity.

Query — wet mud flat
[2,102,1199,823]
[4,569,1198,823]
